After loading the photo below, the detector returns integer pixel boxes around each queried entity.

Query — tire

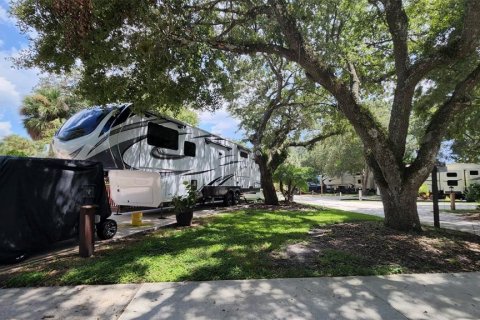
[223,192,235,206]
[97,219,118,240]
[234,191,241,204]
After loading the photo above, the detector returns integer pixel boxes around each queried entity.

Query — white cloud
[0,121,12,138]
[0,76,21,109]
[0,49,40,112]
[198,106,243,140]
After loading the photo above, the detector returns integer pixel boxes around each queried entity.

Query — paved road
[296,195,480,235]
[1,273,479,320]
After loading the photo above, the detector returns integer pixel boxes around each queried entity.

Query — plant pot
[176,209,194,226]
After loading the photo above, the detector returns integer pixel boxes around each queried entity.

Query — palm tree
[20,85,86,141]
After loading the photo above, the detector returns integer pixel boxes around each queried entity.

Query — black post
[432,166,440,228]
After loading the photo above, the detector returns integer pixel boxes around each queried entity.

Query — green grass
[3,208,381,287]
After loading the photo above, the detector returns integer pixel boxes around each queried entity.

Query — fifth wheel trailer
[52,104,261,207]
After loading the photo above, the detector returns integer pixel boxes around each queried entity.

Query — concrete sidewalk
[1,272,479,320]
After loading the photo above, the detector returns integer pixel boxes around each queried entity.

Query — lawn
[1,206,479,288]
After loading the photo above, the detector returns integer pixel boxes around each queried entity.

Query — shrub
[418,183,429,199]
[465,183,480,202]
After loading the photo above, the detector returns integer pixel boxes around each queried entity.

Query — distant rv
[317,163,480,198]
[322,172,376,193]
[424,163,480,197]
[52,104,261,208]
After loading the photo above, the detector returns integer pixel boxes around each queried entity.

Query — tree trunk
[361,163,370,193]
[378,184,422,232]
[257,156,279,205]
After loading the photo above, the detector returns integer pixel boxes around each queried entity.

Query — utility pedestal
[432,166,440,228]
[79,205,97,257]
[450,191,456,211]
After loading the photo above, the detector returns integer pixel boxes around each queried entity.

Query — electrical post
[450,187,456,211]
[79,185,96,258]
[432,165,440,228]
[79,205,96,257]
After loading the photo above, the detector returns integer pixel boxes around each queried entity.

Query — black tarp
[0,156,111,263]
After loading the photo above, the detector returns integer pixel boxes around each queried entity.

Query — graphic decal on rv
[220,160,241,167]
[158,169,191,176]
[205,138,232,150]
[109,121,152,136]
[150,148,187,160]
[117,135,148,169]
[219,174,234,185]
[207,176,223,185]
[69,147,83,158]
[91,135,149,170]
[87,134,110,156]
[193,134,214,139]
[183,169,216,176]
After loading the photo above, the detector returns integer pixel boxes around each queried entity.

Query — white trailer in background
[424,163,480,197]
[52,104,261,207]
[322,172,376,193]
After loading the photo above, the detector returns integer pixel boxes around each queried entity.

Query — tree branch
[374,0,413,161]
[407,0,480,87]
[407,62,480,185]
[289,130,344,148]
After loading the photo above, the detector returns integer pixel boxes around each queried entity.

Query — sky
[0,1,242,141]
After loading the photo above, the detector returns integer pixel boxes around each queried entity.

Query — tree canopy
[0,135,40,157]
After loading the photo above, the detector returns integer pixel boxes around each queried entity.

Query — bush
[465,183,480,202]
[418,183,429,199]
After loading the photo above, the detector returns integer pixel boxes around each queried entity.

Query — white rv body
[424,163,480,195]
[323,172,376,192]
[52,105,261,207]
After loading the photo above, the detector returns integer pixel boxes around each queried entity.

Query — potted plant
[172,181,197,226]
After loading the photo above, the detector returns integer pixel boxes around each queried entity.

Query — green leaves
[0,135,40,157]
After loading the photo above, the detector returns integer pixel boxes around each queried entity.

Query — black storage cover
[0,156,111,263]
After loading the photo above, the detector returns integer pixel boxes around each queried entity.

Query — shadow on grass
[2,208,380,287]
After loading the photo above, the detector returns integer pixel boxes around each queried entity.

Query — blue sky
[0,1,242,141]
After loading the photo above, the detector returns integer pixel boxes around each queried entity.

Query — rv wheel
[234,191,241,203]
[97,219,118,240]
[224,192,235,206]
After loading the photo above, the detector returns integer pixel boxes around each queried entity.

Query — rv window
[57,107,112,141]
[147,122,178,150]
[240,151,248,159]
[446,172,457,177]
[447,180,458,186]
[470,170,479,176]
[184,141,196,157]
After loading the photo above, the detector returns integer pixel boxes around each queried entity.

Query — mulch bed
[273,221,480,273]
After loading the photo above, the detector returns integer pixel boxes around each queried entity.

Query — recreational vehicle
[424,163,480,198]
[52,104,261,208]
[322,172,376,193]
